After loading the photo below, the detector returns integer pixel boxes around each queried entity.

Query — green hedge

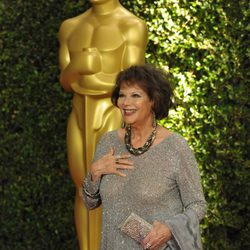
[1,0,249,249]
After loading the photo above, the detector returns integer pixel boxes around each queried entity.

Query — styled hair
[111,64,173,120]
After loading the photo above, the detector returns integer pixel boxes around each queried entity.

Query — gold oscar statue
[58,0,148,249]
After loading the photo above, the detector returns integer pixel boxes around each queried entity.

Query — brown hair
[111,64,173,120]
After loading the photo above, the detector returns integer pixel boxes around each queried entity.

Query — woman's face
[117,82,154,127]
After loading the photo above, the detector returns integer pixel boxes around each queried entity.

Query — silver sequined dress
[83,131,207,250]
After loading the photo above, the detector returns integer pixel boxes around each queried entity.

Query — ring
[115,155,121,163]
[145,243,151,249]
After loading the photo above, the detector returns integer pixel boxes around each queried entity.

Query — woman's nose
[122,97,132,106]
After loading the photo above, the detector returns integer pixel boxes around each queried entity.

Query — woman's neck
[130,120,155,142]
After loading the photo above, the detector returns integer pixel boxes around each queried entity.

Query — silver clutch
[119,212,167,250]
[119,212,152,242]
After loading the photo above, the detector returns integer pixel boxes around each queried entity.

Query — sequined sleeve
[82,133,111,210]
[174,136,207,220]
[165,135,207,249]
[82,172,102,210]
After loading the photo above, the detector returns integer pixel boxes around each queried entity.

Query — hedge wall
[1,0,249,249]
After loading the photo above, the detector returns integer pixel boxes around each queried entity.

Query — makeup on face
[117,83,153,126]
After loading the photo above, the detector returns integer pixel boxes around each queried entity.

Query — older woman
[82,65,207,250]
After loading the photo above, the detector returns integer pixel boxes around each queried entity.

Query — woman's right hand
[90,148,134,182]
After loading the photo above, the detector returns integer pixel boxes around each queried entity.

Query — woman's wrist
[82,171,101,199]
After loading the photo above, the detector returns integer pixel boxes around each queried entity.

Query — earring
[152,112,157,128]
[121,121,126,128]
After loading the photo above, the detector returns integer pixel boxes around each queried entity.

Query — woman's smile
[123,109,137,115]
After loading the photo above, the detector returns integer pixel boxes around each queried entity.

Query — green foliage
[1,0,249,249]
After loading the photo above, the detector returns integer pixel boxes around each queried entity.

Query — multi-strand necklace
[124,124,157,156]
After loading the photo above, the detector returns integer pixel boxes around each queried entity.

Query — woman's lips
[123,109,136,115]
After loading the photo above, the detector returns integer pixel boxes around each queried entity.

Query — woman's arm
[81,133,133,210]
[164,136,207,249]
[175,137,207,220]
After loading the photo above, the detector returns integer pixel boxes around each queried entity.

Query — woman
[82,65,207,250]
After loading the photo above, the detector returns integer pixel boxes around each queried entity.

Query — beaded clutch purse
[119,212,167,249]
[119,212,152,242]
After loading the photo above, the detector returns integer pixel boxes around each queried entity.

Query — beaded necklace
[124,125,157,156]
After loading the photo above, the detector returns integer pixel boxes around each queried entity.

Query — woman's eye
[132,93,141,98]
[118,93,125,98]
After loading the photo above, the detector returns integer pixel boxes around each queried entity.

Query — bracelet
[83,184,100,199]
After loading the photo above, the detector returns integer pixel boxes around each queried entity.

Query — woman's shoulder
[168,132,195,156]
[158,127,190,148]
[97,130,120,144]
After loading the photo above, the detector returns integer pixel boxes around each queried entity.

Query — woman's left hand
[141,221,172,250]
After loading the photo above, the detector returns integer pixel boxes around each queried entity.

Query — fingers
[93,149,134,178]
[114,153,131,160]
[115,159,133,168]
[116,159,134,167]
[116,165,134,171]
[141,221,171,250]
[115,158,134,176]
[144,242,151,250]
[115,154,121,164]
[113,153,133,177]
[114,153,132,165]
[98,151,133,176]
[115,171,127,177]
[141,240,156,250]
[141,232,152,249]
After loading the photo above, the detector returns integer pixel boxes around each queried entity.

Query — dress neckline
[114,130,176,155]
